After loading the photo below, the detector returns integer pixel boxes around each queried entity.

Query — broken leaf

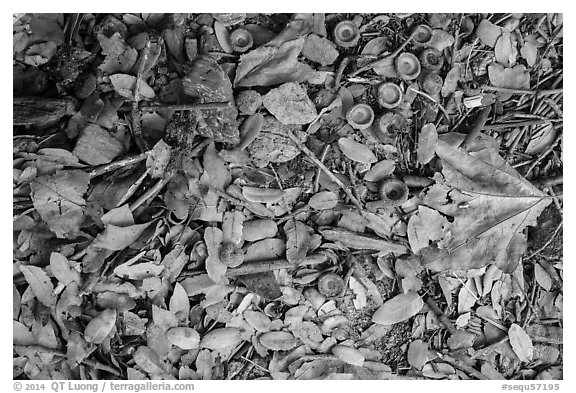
[372,291,423,325]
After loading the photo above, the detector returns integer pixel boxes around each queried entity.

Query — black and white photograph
[12,11,564,384]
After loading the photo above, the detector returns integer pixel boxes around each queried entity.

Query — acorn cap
[377,82,403,109]
[318,272,345,297]
[333,20,360,48]
[346,103,375,130]
[395,52,421,80]
[421,72,443,96]
[413,24,433,46]
[379,178,409,207]
[230,28,254,53]
[419,48,444,71]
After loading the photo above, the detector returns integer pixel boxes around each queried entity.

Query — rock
[262,82,317,125]
[236,90,262,115]
[302,34,339,66]
[248,116,301,165]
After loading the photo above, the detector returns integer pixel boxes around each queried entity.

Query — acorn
[395,52,421,80]
[230,28,254,53]
[419,48,444,71]
[379,178,409,207]
[333,20,360,48]
[377,112,408,137]
[346,103,375,130]
[421,72,443,96]
[412,24,433,46]
[318,272,345,297]
[377,82,403,109]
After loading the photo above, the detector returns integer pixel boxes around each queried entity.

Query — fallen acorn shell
[332,345,365,366]
[333,20,360,48]
[166,327,200,350]
[200,327,241,350]
[377,82,403,109]
[318,272,345,297]
[379,178,409,207]
[259,331,298,351]
[395,52,421,80]
[419,48,444,71]
[230,28,253,53]
[346,103,375,130]
[421,72,443,96]
[412,24,433,46]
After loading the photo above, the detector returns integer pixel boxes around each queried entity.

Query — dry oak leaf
[419,134,550,273]
[19,265,56,307]
[372,291,424,325]
[234,38,314,87]
[508,323,534,363]
[30,169,90,238]
[84,308,117,344]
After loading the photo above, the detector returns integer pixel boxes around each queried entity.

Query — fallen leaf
[110,74,155,100]
[284,220,310,264]
[259,331,298,351]
[525,124,556,155]
[363,160,396,182]
[234,38,314,87]
[133,346,166,375]
[73,124,125,166]
[508,323,533,362]
[534,263,553,291]
[214,21,233,53]
[407,339,428,370]
[488,63,530,90]
[338,137,377,164]
[84,308,117,344]
[308,191,339,210]
[372,291,423,325]
[166,327,200,350]
[19,265,56,307]
[476,19,502,47]
[50,252,80,285]
[420,135,551,272]
[417,123,438,165]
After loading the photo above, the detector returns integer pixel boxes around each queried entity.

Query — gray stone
[262,82,317,125]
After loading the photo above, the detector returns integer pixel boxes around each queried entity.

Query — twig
[438,353,490,380]
[285,129,364,212]
[471,336,509,359]
[89,152,148,178]
[116,168,151,207]
[313,144,330,193]
[459,106,491,151]
[480,86,563,96]
[532,174,563,188]
[129,175,172,212]
[334,56,352,88]
[139,102,232,112]
[524,221,562,260]
[224,253,328,277]
[408,87,450,122]
[484,119,558,131]
[451,14,463,69]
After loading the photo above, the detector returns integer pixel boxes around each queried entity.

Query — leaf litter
[13,12,562,381]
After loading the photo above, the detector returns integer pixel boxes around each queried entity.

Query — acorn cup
[333,20,360,48]
[377,82,403,109]
[346,103,375,130]
[419,48,444,71]
[318,272,345,297]
[412,24,433,46]
[395,52,421,80]
[379,178,409,207]
[230,28,254,53]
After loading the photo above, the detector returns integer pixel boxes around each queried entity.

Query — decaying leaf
[508,323,534,363]
[372,291,423,325]
[419,135,551,272]
[284,220,310,264]
[234,38,314,87]
[417,123,438,165]
[338,137,377,164]
[19,265,55,307]
[407,339,428,370]
[84,308,117,344]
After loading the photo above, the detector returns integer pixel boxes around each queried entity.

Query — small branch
[438,353,490,380]
[225,253,328,277]
[459,106,491,151]
[129,175,172,212]
[483,119,559,131]
[423,296,457,334]
[480,85,563,96]
[285,130,364,212]
[139,102,232,112]
[409,87,450,121]
[89,153,148,178]
[524,220,562,260]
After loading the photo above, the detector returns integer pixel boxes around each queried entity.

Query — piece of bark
[14,96,77,129]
